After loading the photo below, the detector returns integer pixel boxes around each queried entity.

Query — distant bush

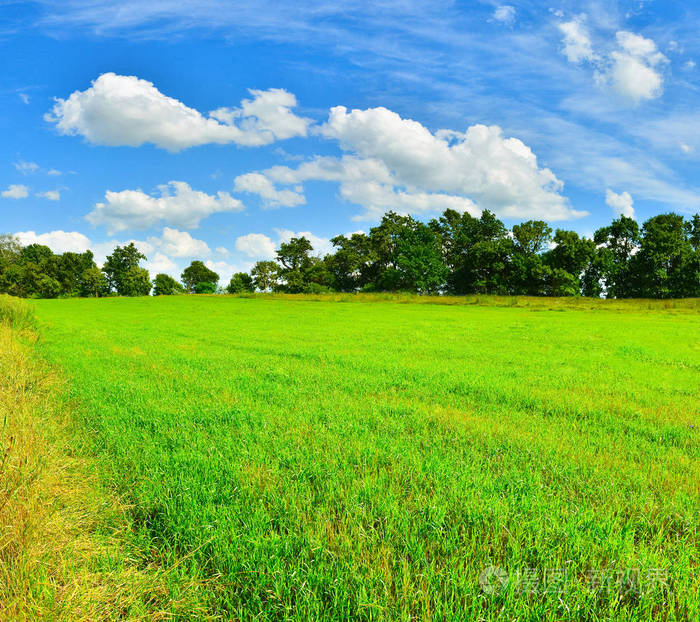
[194,281,217,294]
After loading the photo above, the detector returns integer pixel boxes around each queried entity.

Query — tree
[0,234,22,269]
[251,261,279,292]
[226,272,254,294]
[103,243,148,296]
[394,221,447,293]
[55,251,97,297]
[632,213,695,298]
[512,220,552,256]
[181,261,219,293]
[81,266,110,297]
[327,233,374,292]
[121,266,152,296]
[153,273,185,296]
[594,216,640,298]
[275,237,314,293]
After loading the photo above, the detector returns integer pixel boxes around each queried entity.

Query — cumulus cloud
[234,172,305,208]
[492,6,515,25]
[37,190,60,201]
[597,32,668,102]
[146,252,177,275]
[558,20,667,103]
[14,230,92,253]
[234,106,579,221]
[148,227,211,257]
[234,229,332,260]
[204,259,253,284]
[605,188,635,218]
[87,181,243,233]
[235,233,277,259]
[315,106,578,220]
[46,73,311,152]
[2,184,29,199]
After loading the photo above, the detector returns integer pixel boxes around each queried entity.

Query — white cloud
[14,230,92,253]
[605,188,635,218]
[684,60,696,71]
[210,88,311,141]
[2,184,29,199]
[19,93,30,105]
[45,73,311,152]
[493,6,515,26]
[558,17,596,63]
[148,227,211,257]
[559,21,668,103]
[316,106,580,220]
[254,155,479,221]
[204,259,253,284]
[37,190,60,201]
[680,142,694,154]
[597,32,668,102]
[235,233,277,259]
[87,181,244,233]
[146,252,177,275]
[14,160,39,174]
[47,168,62,176]
[235,104,581,222]
[234,172,305,208]
[215,246,230,256]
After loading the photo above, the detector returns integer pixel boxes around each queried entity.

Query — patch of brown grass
[0,318,213,619]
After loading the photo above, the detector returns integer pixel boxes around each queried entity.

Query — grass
[26,294,700,620]
[0,295,211,619]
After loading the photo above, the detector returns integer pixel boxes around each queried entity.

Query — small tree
[226,272,254,294]
[81,266,110,297]
[153,273,185,296]
[251,261,278,292]
[121,266,152,296]
[102,243,148,296]
[181,261,219,293]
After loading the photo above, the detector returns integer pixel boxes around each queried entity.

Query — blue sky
[1,0,698,281]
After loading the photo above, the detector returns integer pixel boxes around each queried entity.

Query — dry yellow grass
[0,303,213,620]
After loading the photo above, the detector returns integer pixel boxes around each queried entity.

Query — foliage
[181,261,219,293]
[2,210,700,300]
[152,273,185,296]
[103,243,150,296]
[250,261,278,292]
[226,272,254,294]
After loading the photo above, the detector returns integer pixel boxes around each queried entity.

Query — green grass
[30,295,699,620]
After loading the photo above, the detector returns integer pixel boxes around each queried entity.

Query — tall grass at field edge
[0,296,213,619]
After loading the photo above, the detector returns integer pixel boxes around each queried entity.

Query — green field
[30,296,699,620]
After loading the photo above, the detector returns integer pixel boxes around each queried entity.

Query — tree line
[2,209,699,299]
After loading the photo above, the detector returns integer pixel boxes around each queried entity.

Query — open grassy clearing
[29,295,699,620]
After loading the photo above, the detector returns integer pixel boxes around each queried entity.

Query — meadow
[22,295,700,619]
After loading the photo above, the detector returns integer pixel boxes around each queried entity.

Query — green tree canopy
[103,243,149,296]
[181,261,219,293]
